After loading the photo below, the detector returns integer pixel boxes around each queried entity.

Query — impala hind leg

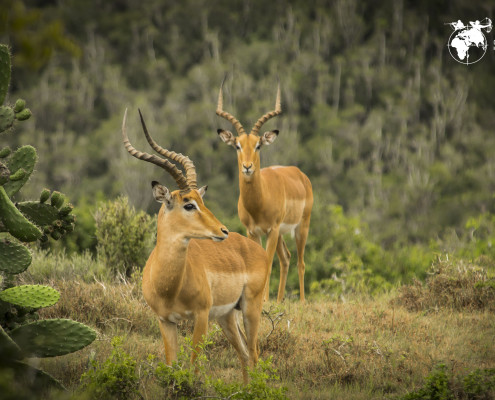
[242,290,264,373]
[295,218,310,302]
[276,235,291,302]
[264,228,280,302]
[158,318,178,365]
[217,311,249,383]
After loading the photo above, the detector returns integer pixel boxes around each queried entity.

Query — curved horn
[138,109,197,190]
[250,83,282,136]
[122,109,190,192]
[216,78,246,136]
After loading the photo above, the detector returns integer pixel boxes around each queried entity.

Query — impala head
[216,80,281,179]
[122,109,229,242]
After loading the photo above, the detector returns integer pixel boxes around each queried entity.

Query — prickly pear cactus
[10,319,97,358]
[0,285,60,309]
[0,43,96,392]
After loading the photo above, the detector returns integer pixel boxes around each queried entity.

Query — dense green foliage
[2,0,495,290]
[94,196,155,277]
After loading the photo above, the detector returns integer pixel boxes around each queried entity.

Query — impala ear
[261,130,279,146]
[198,185,208,198]
[152,181,173,208]
[217,129,236,147]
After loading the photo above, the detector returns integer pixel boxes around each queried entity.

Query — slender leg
[295,217,310,302]
[276,235,291,302]
[247,231,262,247]
[242,289,264,371]
[264,228,280,302]
[191,311,209,364]
[217,311,249,383]
[158,318,178,365]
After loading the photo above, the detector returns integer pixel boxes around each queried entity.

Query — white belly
[279,222,298,237]
[209,302,237,319]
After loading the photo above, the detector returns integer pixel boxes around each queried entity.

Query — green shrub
[80,336,140,400]
[403,364,453,400]
[402,364,495,400]
[94,196,155,277]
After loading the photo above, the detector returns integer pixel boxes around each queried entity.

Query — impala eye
[255,143,261,151]
[184,203,196,211]
[235,143,241,150]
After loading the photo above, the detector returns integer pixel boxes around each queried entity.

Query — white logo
[446,18,492,65]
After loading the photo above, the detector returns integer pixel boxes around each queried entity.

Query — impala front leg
[159,318,178,365]
[191,310,209,365]
[264,227,280,302]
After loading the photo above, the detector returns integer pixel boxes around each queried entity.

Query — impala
[216,82,313,302]
[122,109,268,383]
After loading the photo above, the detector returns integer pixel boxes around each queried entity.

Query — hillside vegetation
[1,0,495,398]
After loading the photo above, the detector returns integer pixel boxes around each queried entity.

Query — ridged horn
[122,108,190,192]
[138,109,197,190]
[216,77,246,136]
[250,83,282,136]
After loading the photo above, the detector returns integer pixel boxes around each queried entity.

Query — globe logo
[446,18,492,65]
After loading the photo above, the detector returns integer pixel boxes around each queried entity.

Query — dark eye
[184,203,196,211]
[235,143,241,150]
[255,144,261,151]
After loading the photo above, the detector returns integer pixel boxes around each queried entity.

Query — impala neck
[239,167,265,213]
[151,217,190,300]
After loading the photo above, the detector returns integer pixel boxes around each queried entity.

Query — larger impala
[122,109,268,383]
[216,82,313,302]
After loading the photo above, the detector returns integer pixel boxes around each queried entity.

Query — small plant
[402,363,453,400]
[402,364,495,400]
[80,336,140,400]
[94,196,155,277]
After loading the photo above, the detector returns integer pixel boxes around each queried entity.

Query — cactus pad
[39,188,50,203]
[16,201,59,227]
[50,191,64,208]
[0,44,10,106]
[0,325,22,361]
[10,319,97,358]
[3,145,37,197]
[0,146,11,158]
[0,186,42,242]
[0,105,15,133]
[0,285,60,309]
[0,238,32,274]
[15,108,31,121]
[13,99,26,113]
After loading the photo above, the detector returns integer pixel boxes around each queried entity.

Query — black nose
[221,228,229,236]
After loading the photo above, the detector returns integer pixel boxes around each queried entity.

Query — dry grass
[19,273,495,399]
[394,257,495,312]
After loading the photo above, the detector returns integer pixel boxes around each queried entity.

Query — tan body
[217,84,313,302]
[143,216,268,381]
[122,109,268,383]
[236,154,313,303]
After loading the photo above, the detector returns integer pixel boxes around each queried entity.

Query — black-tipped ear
[198,185,208,198]
[217,128,224,134]
[273,130,279,135]
[261,130,279,145]
[151,181,160,188]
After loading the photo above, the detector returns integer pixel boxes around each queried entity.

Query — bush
[402,364,495,400]
[80,336,140,400]
[393,257,495,312]
[94,196,155,277]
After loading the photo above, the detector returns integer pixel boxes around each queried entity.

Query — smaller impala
[217,82,313,302]
[122,109,268,383]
